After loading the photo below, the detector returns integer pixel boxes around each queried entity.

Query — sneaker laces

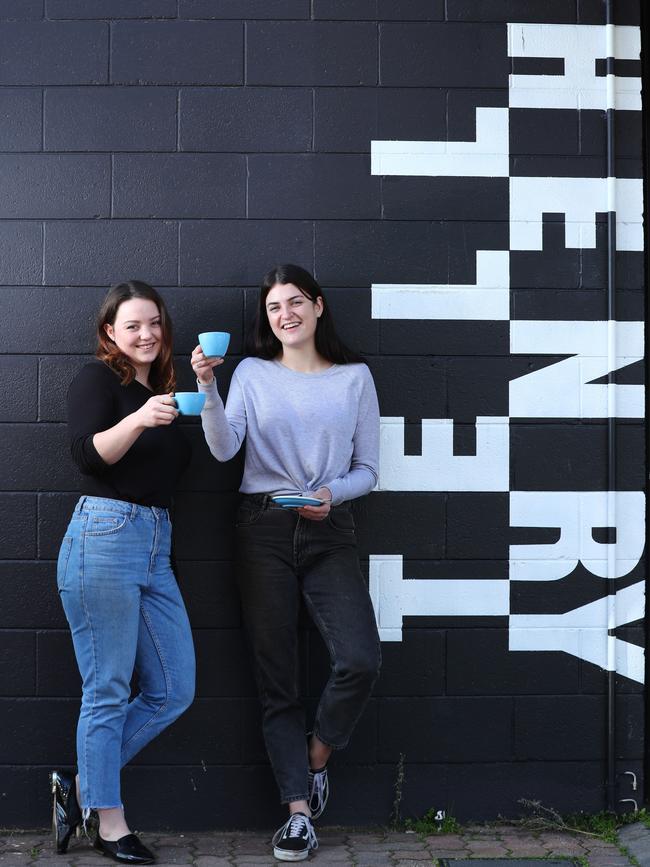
[272,813,319,850]
[308,767,329,819]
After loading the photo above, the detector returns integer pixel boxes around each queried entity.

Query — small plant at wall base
[404,808,461,835]
[390,752,406,827]
[517,799,647,842]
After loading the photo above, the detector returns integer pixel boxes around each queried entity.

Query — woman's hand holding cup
[191,344,224,385]
[136,394,179,428]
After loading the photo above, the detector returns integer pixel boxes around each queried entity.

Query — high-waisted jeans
[236,495,381,804]
[57,496,195,810]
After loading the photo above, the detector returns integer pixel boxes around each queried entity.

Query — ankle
[97,808,130,842]
[308,738,332,771]
[289,801,311,818]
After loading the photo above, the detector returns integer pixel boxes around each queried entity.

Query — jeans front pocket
[235,501,265,528]
[326,507,355,534]
[85,513,129,537]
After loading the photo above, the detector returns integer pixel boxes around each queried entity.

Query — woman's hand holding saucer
[297,487,332,521]
[191,344,224,385]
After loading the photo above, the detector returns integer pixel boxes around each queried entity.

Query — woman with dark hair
[192,264,381,862]
[51,281,194,865]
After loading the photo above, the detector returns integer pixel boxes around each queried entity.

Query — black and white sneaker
[307,766,329,820]
[272,812,318,862]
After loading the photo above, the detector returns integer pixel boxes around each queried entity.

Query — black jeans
[236,494,381,804]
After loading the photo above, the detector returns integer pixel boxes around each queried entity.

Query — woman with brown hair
[51,281,195,865]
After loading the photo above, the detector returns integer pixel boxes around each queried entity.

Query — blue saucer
[271,495,324,509]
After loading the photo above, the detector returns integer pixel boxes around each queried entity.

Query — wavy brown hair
[96,281,176,393]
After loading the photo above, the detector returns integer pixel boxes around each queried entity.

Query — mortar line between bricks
[34,487,40,573]
[107,20,112,84]
[243,20,247,87]
[41,221,45,285]
[177,220,182,285]
[36,355,42,422]
[177,88,181,151]
[0,83,513,90]
[376,20,381,86]
[32,628,38,697]
[245,154,249,219]
[0,214,515,221]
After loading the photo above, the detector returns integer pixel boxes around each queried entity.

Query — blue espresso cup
[174,392,206,415]
[199,331,230,358]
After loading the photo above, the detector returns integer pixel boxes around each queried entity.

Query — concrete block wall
[0,0,645,829]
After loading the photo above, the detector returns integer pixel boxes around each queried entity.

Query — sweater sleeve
[198,370,247,462]
[67,364,113,476]
[325,365,380,505]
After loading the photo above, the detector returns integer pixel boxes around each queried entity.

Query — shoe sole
[94,843,155,865]
[95,853,154,865]
[273,846,310,862]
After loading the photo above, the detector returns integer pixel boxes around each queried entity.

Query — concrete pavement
[2,821,646,867]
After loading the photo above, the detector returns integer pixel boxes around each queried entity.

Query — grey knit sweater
[198,357,379,505]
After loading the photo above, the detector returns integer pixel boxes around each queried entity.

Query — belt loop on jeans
[130,502,138,520]
[77,495,87,512]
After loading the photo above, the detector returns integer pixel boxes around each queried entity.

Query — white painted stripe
[371,107,509,178]
[510,320,644,419]
[510,319,643,358]
[369,555,510,642]
[379,417,509,492]
[508,78,641,111]
[509,582,645,683]
[615,639,644,684]
[508,23,641,111]
[509,491,645,581]
[371,250,509,322]
[510,177,643,251]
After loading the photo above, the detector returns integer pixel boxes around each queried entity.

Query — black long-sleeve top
[67,360,191,508]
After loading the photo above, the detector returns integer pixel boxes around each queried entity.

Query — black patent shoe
[94,833,156,864]
[50,770,82,854]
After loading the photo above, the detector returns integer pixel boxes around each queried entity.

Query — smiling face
[265,282,323,352]
[104,297,162,373]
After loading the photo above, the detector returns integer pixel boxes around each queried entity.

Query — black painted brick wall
[0,0,645,830]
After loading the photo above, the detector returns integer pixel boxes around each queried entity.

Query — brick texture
[0,0,645,832]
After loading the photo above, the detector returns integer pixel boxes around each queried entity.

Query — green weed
[404,808,461,835]
[518,798,646,843]
[390,752,406,828]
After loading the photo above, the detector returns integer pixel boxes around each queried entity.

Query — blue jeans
[57,496,195,810]
[236,495,381,804]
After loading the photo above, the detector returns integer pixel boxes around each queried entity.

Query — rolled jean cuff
[282,793,310,805]
[84,803,123,812]
[312,728,347,751]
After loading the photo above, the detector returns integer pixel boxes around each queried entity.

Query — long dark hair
[247,264,363,365]
[96,281,176,393]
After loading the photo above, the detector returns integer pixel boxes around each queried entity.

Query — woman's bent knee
[338,653,380,687]
[171,676,195,717]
